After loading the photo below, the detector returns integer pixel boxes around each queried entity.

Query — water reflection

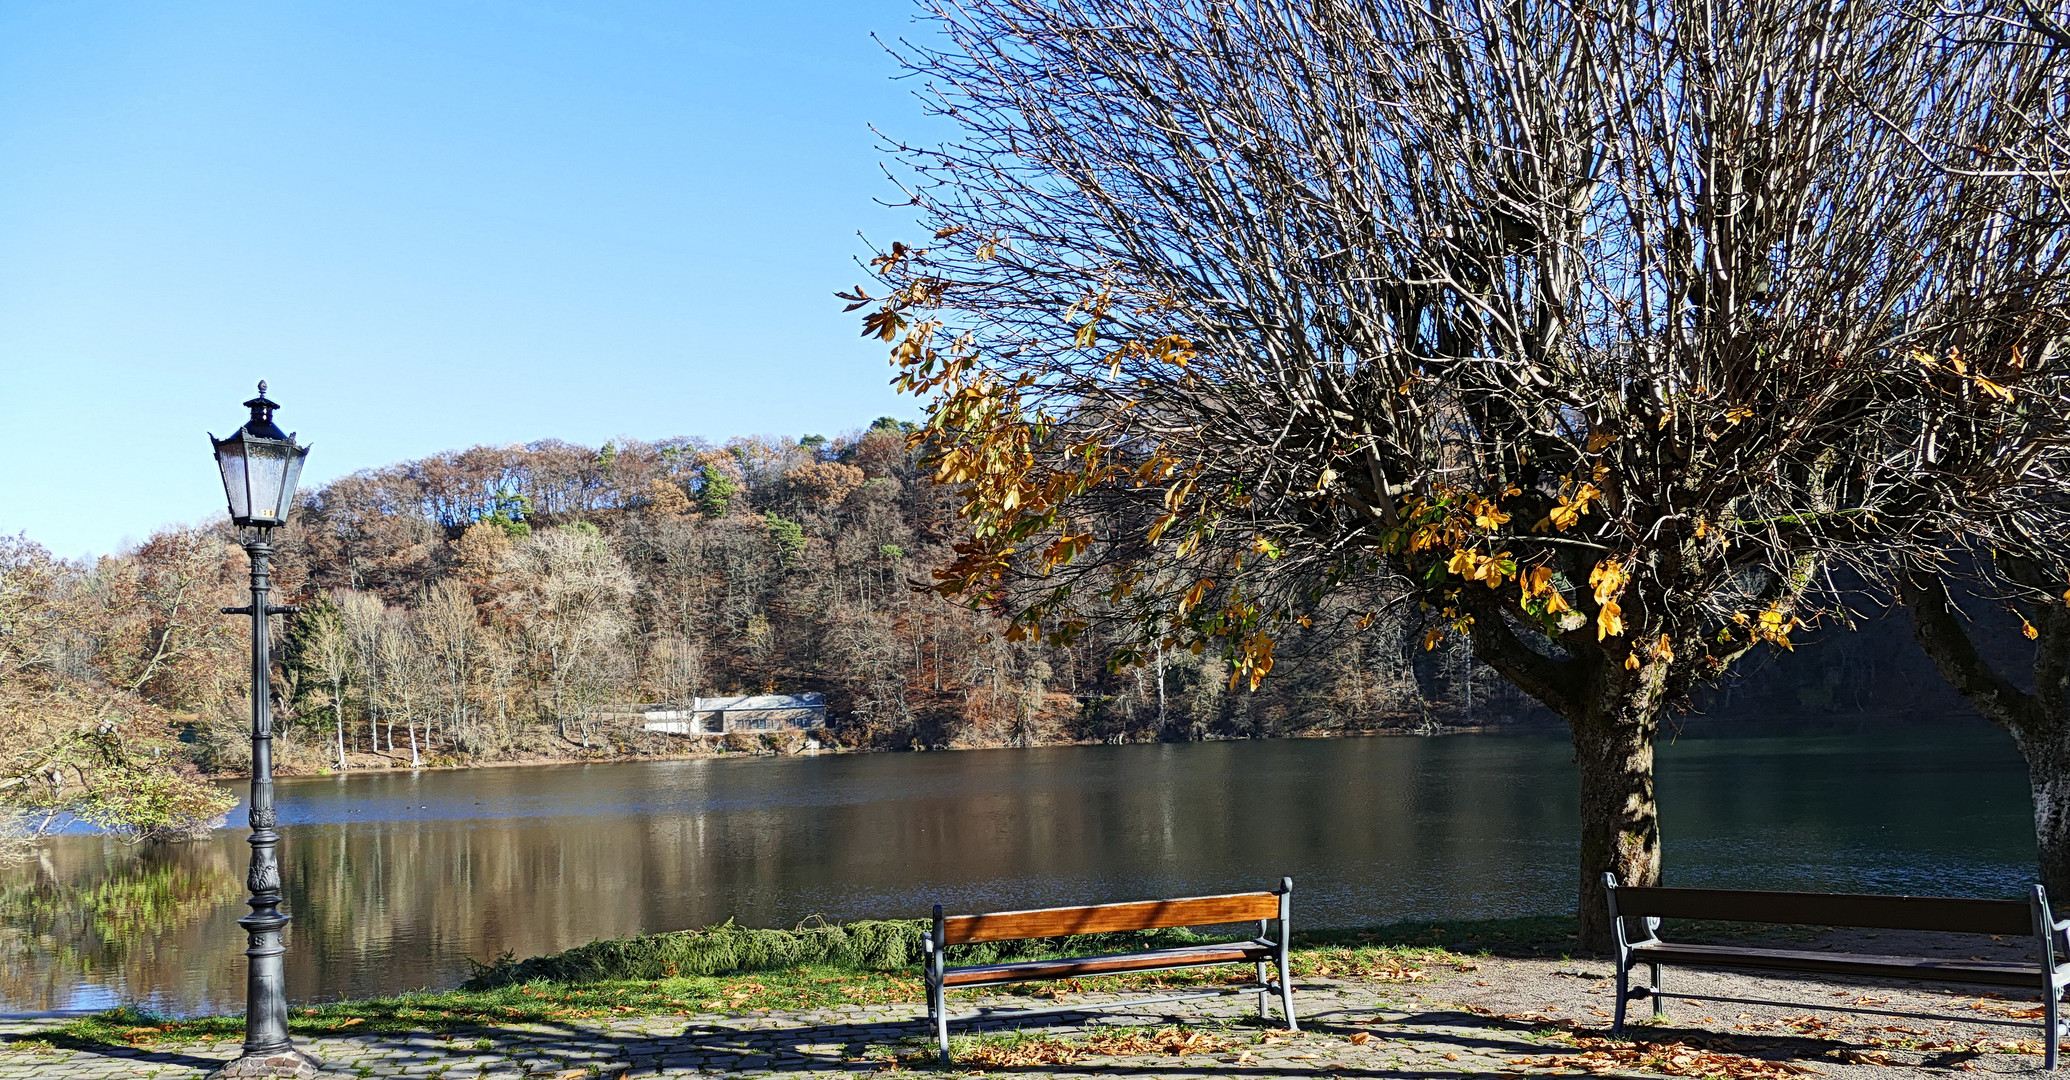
[0,842,243,1013]
[0,721,2036,1016]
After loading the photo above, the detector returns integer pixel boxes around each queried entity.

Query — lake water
[0,719,2035,1017]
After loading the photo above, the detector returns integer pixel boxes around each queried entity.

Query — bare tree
[864,0,2070,945]
[416,579,479,758]
[378,611,427,767]
[504,526,635,747]
[1884,1,2070,901]
[302,596,352,771]
[336,590,389,758]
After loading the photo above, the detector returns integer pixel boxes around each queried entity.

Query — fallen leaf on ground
[953,1025,1242,1067]
[1970,999,2045,1019]
[1514,1035,1825,1079]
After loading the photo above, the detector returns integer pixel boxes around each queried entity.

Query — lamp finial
[241,383,287,441]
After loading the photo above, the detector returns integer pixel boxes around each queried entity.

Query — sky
[0,0,938,559]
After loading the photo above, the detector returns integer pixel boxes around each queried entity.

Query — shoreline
[199,719,1559,782]
[196,706,1993,782]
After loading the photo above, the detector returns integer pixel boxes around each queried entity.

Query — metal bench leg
[930,906,952,1065]
[1255,918,1270,1021]
[1648,962,1664,1021]
[1276,879,1298,1031]
[2048,985,2059,1071]
[1606,873,1629,1034]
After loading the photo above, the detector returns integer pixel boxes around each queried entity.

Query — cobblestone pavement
[0,958,2057,1079]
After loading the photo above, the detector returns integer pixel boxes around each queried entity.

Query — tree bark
[1572,696,1662,952]
[2022,729,2070,901]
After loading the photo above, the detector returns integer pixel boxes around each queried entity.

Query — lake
[0,719,2034,1017]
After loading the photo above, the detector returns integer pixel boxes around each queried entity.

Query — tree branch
[1900,568,2040,736]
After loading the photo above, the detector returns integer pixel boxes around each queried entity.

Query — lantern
[210,382,310,527]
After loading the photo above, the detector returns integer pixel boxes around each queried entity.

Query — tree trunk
[2018,730,2070,902]
[1155,645,1168,735]
[1468,611,1666,953]
[332,679,346,771]
[1572,696,1663,952]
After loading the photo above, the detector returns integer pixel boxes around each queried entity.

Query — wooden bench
[1604,873,2070,1067]
[922,879,1297,1063]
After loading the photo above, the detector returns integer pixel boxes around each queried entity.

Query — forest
[0,416,1970,849]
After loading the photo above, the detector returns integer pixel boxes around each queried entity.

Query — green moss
[27,966,928,1049]
[460,917,1230,989]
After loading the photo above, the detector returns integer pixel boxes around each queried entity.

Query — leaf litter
[922,1025,1246,1068]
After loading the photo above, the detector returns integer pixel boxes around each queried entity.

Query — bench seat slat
[941,942,1274,987]
[1616,887,2030,935]
[1632,941,2049,986]
[943,893,1280,944]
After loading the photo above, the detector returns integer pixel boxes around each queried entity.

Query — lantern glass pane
[246,441,291,523]
[214,439,251,521]
[278,446,307,522]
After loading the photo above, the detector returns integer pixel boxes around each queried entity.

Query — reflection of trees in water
[3,736,2025,1015]
[2,747,1580,1014]
[0,839,240,1010]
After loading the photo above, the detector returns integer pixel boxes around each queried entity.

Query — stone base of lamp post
[206,1047,332,1079]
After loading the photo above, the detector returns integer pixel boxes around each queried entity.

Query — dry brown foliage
[952,1025,1243,1067]
[1514,1035,1825,1078]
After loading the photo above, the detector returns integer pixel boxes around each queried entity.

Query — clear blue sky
[0,0,935,559]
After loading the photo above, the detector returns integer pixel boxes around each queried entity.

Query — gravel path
[1,933,2058,1078]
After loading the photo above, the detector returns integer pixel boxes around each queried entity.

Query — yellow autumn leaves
[1588,560,1629,640]
[1446,547,1509,587]
[1915,347,2015,403]
[1518,565,1571,614]
[1729,606,1804,650]
[1536,483,1600,532]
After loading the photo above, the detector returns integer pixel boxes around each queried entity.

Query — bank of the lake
[10,914,2049,1079]
[1,718,2035,1019]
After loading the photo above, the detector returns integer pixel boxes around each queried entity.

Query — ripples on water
[0,719,2032,1016]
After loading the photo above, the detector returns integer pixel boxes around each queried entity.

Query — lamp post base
[206,1046,332,1079]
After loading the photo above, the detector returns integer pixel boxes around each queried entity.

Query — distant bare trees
[506,525,636,749]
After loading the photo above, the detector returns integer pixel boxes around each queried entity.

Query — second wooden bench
[922,879,1297,1063]
[1605,873,2070,1067]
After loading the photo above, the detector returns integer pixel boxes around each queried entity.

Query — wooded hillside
[2,417,1974,802]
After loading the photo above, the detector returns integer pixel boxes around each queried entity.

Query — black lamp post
[208,383,325,1080]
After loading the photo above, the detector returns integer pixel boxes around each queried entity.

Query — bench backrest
[1614,885,2030,935]
[941,891,1281,945]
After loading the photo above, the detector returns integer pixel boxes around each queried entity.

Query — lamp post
[208,383,325,1080]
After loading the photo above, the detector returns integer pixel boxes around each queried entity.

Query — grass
[31,965,930,1050]
[17,913,1590,1052]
